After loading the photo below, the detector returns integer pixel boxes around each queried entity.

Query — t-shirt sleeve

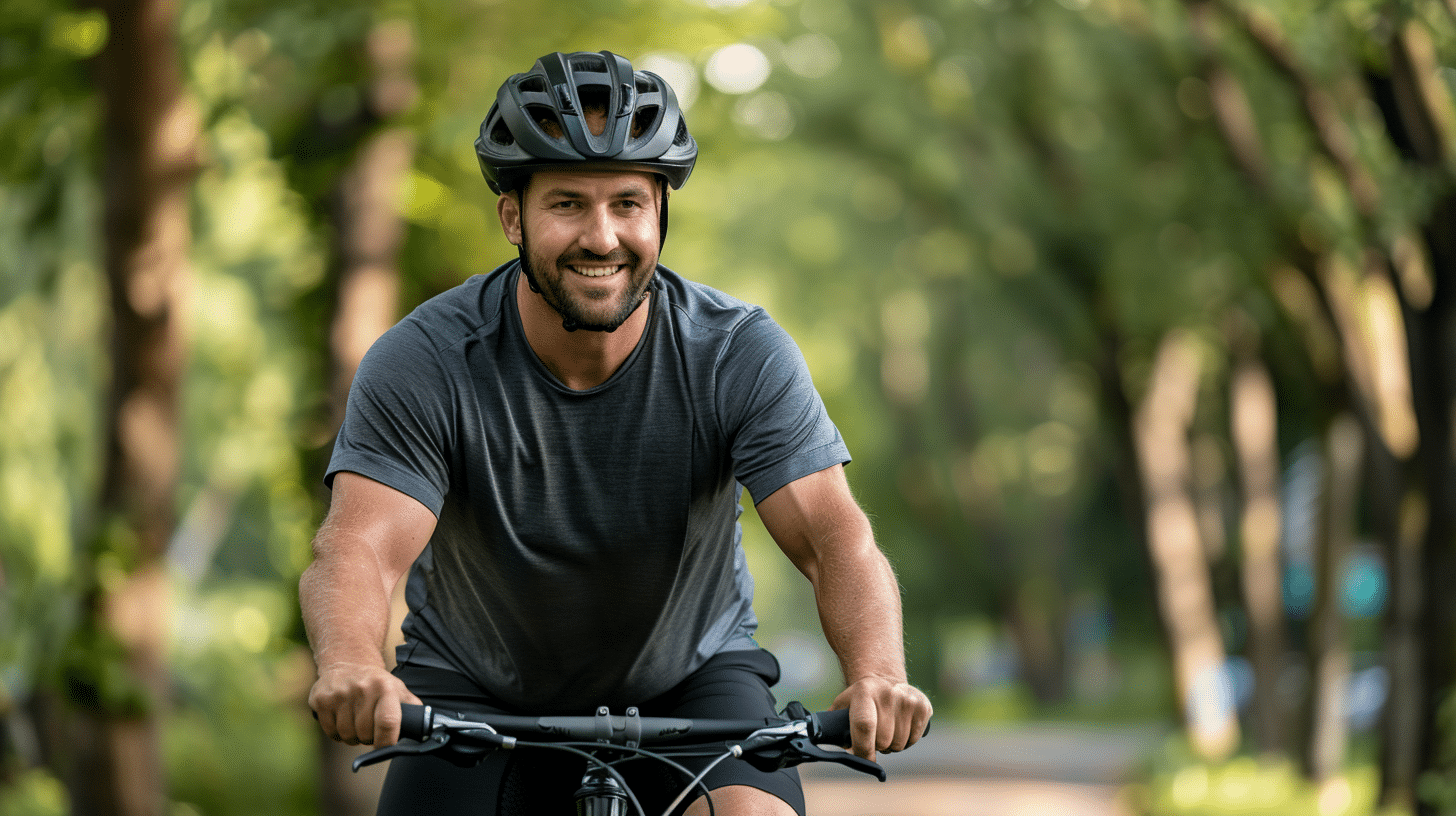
[325,319,454,516]
[716,311,851,503]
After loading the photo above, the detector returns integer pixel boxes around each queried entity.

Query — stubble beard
[519,232,656,333]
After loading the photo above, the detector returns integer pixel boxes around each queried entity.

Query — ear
[497,192,523,246]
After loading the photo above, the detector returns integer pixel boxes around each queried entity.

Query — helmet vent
[476,51,698,192]
[489,118,515,146]
[631,106,659,140]
[525,105,566,139]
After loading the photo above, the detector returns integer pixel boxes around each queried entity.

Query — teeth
[572,266,619,278]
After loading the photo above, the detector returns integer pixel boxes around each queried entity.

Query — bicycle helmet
[475,51,697,194]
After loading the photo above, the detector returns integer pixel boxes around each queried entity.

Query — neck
[515,270,650,390]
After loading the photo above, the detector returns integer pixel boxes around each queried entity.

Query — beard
[519,234,656,333]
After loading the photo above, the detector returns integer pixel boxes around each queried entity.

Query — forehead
[525,168,659,198]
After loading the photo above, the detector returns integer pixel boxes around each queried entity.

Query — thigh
[684,785,798,816]
[636,650,806,816]
[375,750,508,816]
[380,664,583,816]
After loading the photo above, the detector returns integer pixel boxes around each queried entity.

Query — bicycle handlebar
[397,703,854,748]
[358,701,890,781]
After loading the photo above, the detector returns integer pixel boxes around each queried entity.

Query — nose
[577,205,621,257]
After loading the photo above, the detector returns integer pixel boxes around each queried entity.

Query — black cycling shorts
[375,649,806,816]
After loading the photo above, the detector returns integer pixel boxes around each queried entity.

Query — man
[301,50,932,816]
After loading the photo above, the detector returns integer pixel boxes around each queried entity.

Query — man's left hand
[831,676,933,761]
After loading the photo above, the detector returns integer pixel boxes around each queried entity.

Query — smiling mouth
[569,264,624,278]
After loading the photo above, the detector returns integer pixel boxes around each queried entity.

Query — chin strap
[514,248,586,332]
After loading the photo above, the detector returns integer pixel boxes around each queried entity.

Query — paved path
[803,777,1134,816]
[798,722,1164,816]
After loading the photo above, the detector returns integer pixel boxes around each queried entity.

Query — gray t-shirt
[327,262,850,711]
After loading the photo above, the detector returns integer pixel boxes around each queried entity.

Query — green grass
[1125,738,1407,816]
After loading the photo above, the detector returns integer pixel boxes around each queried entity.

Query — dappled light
[3,0,1456,813]
[704,43,771,94]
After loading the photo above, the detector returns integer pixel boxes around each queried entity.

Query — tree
[1183,1,1455,806]
[1134,330,1240,759]
[1229,330,1288,756]
[738,0,1453,801]
[66,0,199,812]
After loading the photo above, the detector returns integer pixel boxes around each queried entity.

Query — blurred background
[1,0,1454,813]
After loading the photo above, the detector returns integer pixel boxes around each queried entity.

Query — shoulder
[654,267,787,353]
[398,264,514,347]
[352,264,517,394]
[656,267,763,330]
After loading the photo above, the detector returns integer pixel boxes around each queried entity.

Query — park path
[799,722,1164,816]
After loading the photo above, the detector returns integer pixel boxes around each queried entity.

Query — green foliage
[4,0,1456,808]
[0,0,107,724]
[0,1,99,308]
[167,582,316,816]
[59,619,153,718]
[0,769,67,816]
[1417,690,1456,814]
[1129,741,1392,816]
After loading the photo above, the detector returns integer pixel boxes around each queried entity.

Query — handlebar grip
[400,703,430,742]
[810,709,852,747]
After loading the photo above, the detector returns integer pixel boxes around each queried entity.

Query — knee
[684,785,797,816]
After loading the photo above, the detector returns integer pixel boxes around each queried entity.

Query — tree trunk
[1133,330,1239,760]
[1302,414,1361,784]
[327,19,416,429]
[1229,342,1287,756]
[1370,18,1456,814]
[317,18,416,816]
[1190,4,1452,797]
[70,0,198,813]
[327,124,413,427]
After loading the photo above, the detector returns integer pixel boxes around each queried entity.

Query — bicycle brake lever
[788,738,887,782]
[742,736,887,782]
[352,736,450,772]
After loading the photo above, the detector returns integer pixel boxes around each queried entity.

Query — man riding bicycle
[300,50,932,816]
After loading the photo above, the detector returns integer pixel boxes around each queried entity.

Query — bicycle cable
[510,741,649,816]
[509,738,748,816]
[658,745,740,816]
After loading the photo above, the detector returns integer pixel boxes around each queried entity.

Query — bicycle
[351,701,898,816]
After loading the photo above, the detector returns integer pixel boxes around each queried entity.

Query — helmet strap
[658,177,670,250]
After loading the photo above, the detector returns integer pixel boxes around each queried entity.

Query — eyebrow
[539,184,654,201]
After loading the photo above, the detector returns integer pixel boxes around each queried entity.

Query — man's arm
[299,471,435,747]
[755,464,933,761]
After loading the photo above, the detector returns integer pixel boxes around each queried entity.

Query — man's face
[501,169,662,332]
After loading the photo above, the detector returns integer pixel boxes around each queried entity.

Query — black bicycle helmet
[476,51,697,194]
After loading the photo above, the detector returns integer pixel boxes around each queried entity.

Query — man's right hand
[308,662,423,748]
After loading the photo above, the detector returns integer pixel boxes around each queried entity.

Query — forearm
[758,465,932,759]
[298,526,397,670]
[806,526,908,684]
[299,473,432,745]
